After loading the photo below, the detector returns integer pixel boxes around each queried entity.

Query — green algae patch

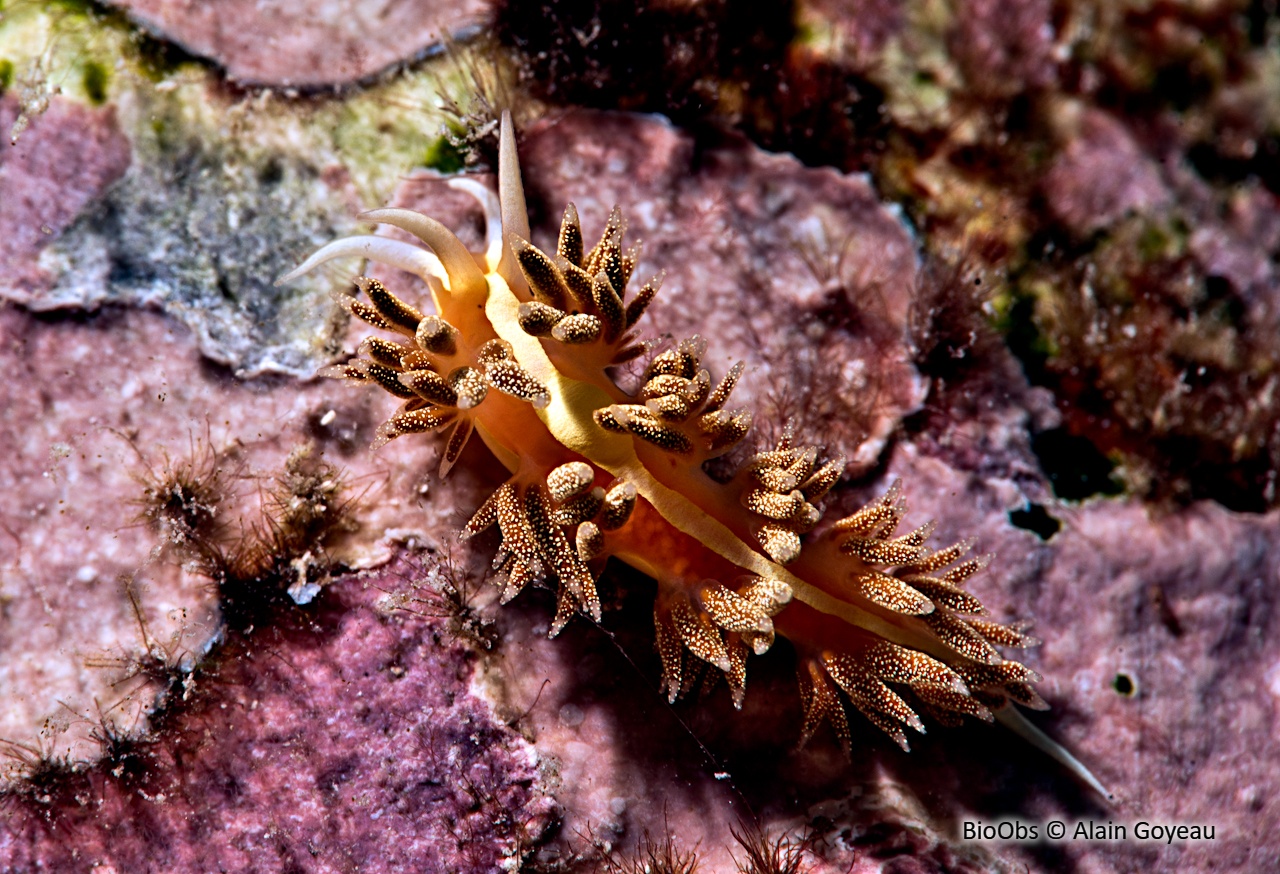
[42,84,364,376]
[0,2,511,376]
[81,58,108,104]
[875,0,959,131]
[422,133,467,174]
[0,1,200,113]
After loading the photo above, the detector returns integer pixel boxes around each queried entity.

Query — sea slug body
[281,112,1102,785]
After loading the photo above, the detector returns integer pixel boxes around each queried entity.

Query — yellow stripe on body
[483,275,944,656]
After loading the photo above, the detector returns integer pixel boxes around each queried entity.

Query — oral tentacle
[360,208,488,299]
[447,178,505,270]
[276,235,449,290]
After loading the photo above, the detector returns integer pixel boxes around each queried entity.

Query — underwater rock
[1042,107,1171,237]
[108,0,489,87]
[0,302,494,774]
[0,95,131,301]
[4,0,1280,869]
[0,567,554,872]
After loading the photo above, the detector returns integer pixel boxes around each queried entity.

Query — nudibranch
[281,113,1106,794]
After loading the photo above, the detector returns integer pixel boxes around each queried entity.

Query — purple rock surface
[0,96,131,300]
[0,300,492,769]
[109,0,489,87]
[2,1,1279,871]
[0,563,555,872]
[1042,107,1172,236]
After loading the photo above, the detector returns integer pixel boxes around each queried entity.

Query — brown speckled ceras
[281,113,1106,793]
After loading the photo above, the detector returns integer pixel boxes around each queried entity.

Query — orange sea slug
[281,113,1106,794]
